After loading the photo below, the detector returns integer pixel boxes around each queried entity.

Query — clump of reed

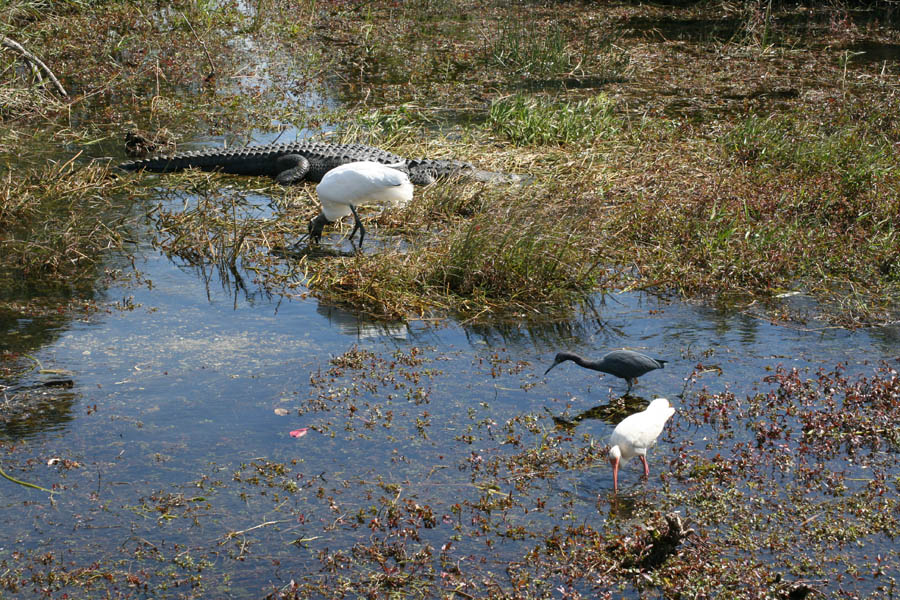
[487,14,630,83]
[296,182,605,321]
[426,192,603,309]
[490,18,573,78]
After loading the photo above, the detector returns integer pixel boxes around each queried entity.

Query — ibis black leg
[348,204,366,247]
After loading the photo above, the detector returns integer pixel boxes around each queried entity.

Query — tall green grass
[722,114,897,228]
[487,93,620,146]
[723,115,894,191]
[428,197,602,306]
[490,18,573,77]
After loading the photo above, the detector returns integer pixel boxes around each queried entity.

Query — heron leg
[626,378,634,394]
[640,455,649,478]
[348,204,366,247]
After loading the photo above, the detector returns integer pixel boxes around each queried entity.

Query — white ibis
[544,350,667,393]
[306,161,413,246]
[608,397,675,492]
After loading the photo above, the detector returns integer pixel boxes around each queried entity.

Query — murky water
[3,169,897,596]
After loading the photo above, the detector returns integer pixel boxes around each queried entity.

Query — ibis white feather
[307,161,413,246]
[608,397,675,492]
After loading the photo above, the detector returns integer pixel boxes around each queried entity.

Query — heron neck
[560,352,593,369]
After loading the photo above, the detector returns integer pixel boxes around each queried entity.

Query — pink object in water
[289,428,309,439]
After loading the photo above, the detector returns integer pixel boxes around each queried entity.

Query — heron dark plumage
[544,349,667,393]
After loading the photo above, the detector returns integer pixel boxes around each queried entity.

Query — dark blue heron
[544,349,667,393]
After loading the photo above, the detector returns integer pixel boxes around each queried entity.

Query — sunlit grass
[487,93,620,146]
[428,196,602,305]
[722,113,896,203]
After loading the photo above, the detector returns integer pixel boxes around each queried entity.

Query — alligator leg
[348,204,366,248]
[274,154,311,184]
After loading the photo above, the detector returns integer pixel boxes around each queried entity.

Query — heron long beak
[544,359,561,376]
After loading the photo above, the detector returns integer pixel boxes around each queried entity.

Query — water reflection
[460,297,611,349]
[316,303,408,340]
[0,385,77,440]
[847,40,900,64]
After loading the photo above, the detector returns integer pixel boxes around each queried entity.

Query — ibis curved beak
[306,214,330,245]
[610,455,620,492]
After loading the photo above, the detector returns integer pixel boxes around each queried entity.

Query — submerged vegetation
[2,0,900,597]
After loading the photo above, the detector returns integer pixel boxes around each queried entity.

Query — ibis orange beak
[610,455,620,492]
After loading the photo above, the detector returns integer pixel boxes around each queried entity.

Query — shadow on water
[0,385,77,440]
[846,40,900,64]
[552,394,655,429]
[520,75,629,92]
[315,303,409,340]
[1,288,102,441]
[623,5,900,44]
[623,16,744,42]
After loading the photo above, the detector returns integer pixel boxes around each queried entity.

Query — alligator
[119,141,525,186]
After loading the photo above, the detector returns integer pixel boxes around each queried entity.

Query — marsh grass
[487,93,620,146]
[287,180,605,320]
[490,17,572,77]
[0,159,140,295]
[488,14,631,84]
[583,104,900,320]
[2,0,897,327]
[287,93,899,324]
[305,251,436,319]
[722,113,895,200]
[428,195,603,306]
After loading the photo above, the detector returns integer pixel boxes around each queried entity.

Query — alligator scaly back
[119,141,529,186]
[119,142,409,184]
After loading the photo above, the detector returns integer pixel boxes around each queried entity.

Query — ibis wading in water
[608,397,675,492]
[306,161,413,246]
[544,350,667,393]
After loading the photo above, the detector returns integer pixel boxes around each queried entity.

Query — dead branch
[0,35,68,97]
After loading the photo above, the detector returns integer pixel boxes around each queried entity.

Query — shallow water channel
[2,144,899,597]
